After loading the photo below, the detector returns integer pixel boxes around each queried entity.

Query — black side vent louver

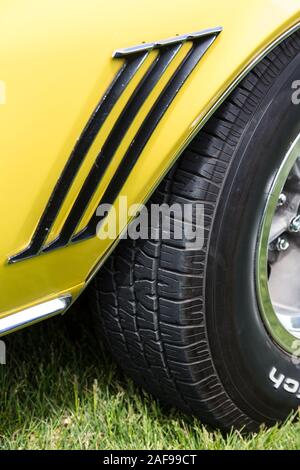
[9,27,221,263]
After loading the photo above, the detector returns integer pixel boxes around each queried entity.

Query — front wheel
[88,30,300,431]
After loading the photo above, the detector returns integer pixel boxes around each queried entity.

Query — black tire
[89,30,300,431]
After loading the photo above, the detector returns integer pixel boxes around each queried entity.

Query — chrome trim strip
[113,27,223,58]
[0,295,72,336]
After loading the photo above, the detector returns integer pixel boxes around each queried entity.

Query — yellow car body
[0,0,299,330]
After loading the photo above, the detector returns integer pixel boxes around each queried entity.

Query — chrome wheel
[257,133,300,352]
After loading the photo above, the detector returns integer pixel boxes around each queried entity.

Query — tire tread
[90,31,300,430]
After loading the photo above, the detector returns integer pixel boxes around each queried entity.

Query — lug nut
[276,236,289,252]
[289,215,300,233]
[277,193,287,207]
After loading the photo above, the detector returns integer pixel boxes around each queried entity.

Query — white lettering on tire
[269,367,300,398]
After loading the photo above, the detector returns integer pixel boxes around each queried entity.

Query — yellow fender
[0,0,299,326]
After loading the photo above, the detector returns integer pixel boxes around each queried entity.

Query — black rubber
[89,30,300,431]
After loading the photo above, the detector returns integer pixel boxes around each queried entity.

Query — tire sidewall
[206,55,300,424]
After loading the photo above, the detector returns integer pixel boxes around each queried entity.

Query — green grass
[0,301,299,450]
